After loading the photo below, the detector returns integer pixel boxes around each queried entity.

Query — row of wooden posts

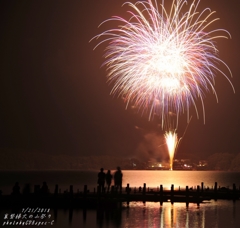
[1,182,238,209]
[47,182,239,195]
[35,182,239,206]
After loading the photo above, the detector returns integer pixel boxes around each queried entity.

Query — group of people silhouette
[97,167,123,193]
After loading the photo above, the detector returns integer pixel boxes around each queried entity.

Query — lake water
[0,170,240,227]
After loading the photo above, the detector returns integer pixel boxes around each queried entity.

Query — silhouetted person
[114,167,123,191]
[98,168,106,193]
[105,170,112,192]
[41,181,49,196]
[12,182,20,196]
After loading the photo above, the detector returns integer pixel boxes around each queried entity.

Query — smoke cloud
[135,131,168,162]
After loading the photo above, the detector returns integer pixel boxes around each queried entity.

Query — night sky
[0,0,239,161]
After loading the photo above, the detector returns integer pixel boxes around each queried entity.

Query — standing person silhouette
[105,170,112,192]
[114,167,123,192]
[97,168,106,193]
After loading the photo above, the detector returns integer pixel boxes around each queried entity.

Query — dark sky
[0,0,239,160]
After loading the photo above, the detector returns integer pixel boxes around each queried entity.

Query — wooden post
[160,185,163,206]
[126,183,130,206]
[171,184,174,204]
[134,187,137,194]
[201,182,204,192]
[143,183,146,204]
[84,185,87,195]
[143,183,146,194]
[214,182,218,201]
[186,186,189,208]
[70,185,73,198]
[233,183,236,201]
[197,185,200,207]
[82,185,87,208]
[126,184,130,193]
[54,185,58,197]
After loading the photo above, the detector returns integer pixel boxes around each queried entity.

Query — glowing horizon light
[91,0,234,126]
[165,130,179,170]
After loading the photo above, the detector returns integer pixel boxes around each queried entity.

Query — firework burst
[91,0,234,126]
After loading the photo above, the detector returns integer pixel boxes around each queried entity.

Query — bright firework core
[92,0,234,126]
[165,130,178,170]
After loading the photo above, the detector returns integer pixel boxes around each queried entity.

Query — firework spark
[165,130,179,170]
[91,0,234,126]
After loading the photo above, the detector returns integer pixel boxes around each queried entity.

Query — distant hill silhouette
[0,148,240,171]
[0,148,141,170]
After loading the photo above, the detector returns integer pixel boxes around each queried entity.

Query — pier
[0,182,239,209]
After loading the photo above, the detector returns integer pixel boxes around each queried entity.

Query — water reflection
[1,200,239,228]
[51,200,240,228]
[97,207,122,228]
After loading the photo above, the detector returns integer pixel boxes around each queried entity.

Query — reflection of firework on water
[91,0,234,125]
[165,130,179,170]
